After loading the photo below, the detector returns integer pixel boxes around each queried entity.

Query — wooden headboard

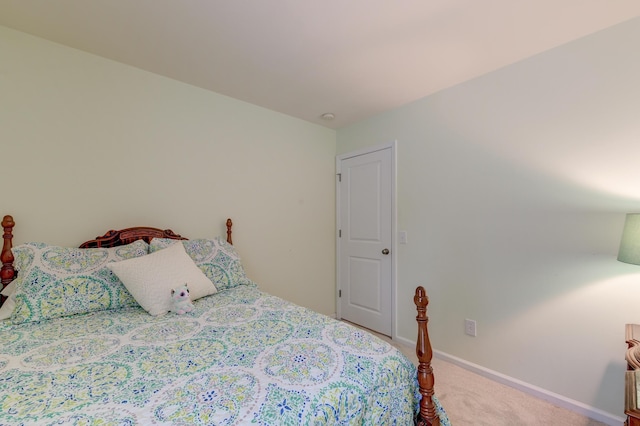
[78,227,188,248]
[0,215,233,298]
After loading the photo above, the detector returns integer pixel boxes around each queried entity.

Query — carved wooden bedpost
[1,215,16,288]
[415,286,439,426]
[226,218,233,245]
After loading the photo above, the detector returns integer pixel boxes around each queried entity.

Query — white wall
[1,26,337,317]
[337,17,640,420]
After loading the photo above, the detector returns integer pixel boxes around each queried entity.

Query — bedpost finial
[2,215,15,230]
[414,286,429,310]
[226,218,233,245]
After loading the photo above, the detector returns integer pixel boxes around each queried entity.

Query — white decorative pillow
[1,281,15,297]
[107,242,217,316]
[0,292,16,320]
[0,281,16,320]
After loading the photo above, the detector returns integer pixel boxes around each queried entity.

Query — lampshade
[618,213,640,265]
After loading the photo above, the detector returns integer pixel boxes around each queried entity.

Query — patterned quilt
[0,285,424,425]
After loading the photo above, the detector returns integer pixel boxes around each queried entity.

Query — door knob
[382,248,389,255]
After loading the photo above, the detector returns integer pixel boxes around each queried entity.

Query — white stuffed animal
[171,284,194,314]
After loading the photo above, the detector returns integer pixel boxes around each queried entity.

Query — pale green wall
[1,26,337,316]
[337,17,640,419]
[5,14,640,421]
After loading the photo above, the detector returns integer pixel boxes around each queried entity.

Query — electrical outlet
[464,319,477,337]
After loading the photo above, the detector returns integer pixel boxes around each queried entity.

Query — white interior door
[337,145,393,336]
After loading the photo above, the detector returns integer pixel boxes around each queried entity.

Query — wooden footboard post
[1,215,16,287]
[415,286,439,426]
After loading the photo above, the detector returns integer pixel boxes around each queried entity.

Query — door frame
[336,140,397,339]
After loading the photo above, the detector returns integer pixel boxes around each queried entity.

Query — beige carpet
[400,345,609,426]
[348,323,610,425]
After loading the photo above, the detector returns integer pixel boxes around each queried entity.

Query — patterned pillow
[149,237,256,292]
[0,245,37,320]
[10,240,150,324]
[0,246,30,321]
[11,244,35,284]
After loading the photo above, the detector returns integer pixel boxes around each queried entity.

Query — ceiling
[1,1,639,129]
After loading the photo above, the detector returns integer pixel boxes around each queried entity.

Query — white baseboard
[393,335,413,347]
[392,336,624,426]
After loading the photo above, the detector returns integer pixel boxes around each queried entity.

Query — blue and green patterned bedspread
[0,285,424,425]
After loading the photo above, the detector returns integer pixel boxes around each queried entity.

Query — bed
[0,214,449,425]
